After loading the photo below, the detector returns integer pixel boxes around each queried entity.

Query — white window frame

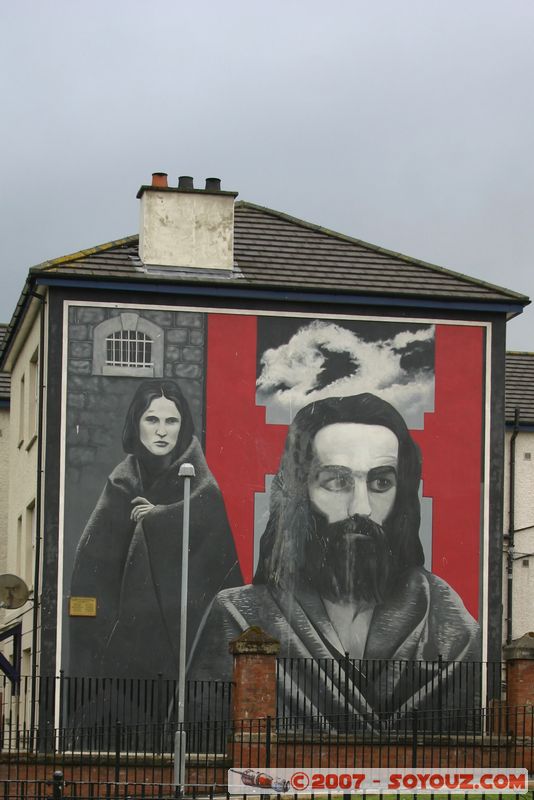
[92,313,164,377]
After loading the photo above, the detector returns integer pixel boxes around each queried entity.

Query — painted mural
[62,304,487,718]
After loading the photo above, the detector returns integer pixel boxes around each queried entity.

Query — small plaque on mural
[69,596,97,617]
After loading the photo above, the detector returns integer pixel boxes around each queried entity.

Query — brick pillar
[229,626,280,721]
[504,631,534,736]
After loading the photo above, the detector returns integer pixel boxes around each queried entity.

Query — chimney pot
[151,172,168,188]
[205,177,221,192]
[178,175,194,190]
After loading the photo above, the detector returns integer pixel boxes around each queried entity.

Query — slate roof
[505,352,534,426]
[2,200,529,371]
[0,326,10,402]
[34,202,528,304]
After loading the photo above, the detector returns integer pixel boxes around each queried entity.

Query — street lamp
[174,462,195,793]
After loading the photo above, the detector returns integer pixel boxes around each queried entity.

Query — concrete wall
[503,429,534,641]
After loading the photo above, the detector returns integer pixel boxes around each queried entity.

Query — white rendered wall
[503,429,534,642]
[0,407,10,576]
[139,190,235,269]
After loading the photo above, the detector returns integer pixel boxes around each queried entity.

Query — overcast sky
[1,1,532,349]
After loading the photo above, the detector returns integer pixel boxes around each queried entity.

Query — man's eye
[368,477,395,493]
[320,475,352,492]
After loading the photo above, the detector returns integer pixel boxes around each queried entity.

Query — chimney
[137,173,238,269]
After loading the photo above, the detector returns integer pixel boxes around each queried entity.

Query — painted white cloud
[256,321,435,428]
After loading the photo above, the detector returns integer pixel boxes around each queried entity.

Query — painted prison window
[106,330,153,369]
[92,312,164,377]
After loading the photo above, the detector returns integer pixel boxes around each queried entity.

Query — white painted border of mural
[56,300,493,714]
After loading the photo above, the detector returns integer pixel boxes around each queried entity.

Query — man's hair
[253,393,424,590]
[122,379,194,459]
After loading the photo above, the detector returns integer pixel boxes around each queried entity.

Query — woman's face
[139,395,182,456]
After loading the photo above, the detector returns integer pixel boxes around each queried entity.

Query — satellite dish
[0,574,30,609]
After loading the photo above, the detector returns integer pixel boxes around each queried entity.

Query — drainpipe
[29,290,46,734]
[506,407,520,645]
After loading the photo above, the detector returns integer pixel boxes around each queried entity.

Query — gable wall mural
[60,302,491,717]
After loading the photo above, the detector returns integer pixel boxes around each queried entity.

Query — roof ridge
[34,235,138,272]
[236,201,530,303]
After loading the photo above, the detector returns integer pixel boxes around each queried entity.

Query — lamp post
[174,462,195,793]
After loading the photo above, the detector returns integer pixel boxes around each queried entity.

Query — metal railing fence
[0,675,233,749]
[0,661,504,749]
[276,656,503,719]
[0,705,530,795]
[231,705,533,770]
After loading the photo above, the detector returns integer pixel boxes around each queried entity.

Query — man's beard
[303,513,394,605]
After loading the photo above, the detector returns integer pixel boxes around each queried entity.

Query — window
[16,516,22,576]
[22,648,31,682]
[106,330,153,369]
[25,501,35,587]
[92,313,163,377]
[28,348,38,443]
[18,375,25,446]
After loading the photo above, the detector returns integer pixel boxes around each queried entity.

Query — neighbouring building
[0,172,529,719]
[0,326,11,616]
[503,352,534,644]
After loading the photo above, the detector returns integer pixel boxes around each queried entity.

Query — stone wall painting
[61,304,490,716]
[64,305,242,678]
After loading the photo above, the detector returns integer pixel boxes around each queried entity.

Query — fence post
[157,672,163,726]
[343,652,350,730]
[114,719,122,787]
[504,631,534,738]
[229,627,280,772]
[437,654,443,713]
[265,715,271,769]
[411,709,418,768]
[51,770,64,800]
[58,671,64,733]
[229,627,280,721]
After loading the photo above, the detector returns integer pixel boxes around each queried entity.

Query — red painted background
[206,315,484,620]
